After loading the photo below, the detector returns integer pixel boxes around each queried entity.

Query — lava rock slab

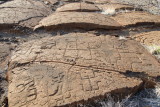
[34,12,121,30]
[84,0,118,4]
[114,0,160,14]
[8,33,160,107]
[56,2,100,12]
[111,11,160,26]
[132,31,160,46]
[0,0,52,29]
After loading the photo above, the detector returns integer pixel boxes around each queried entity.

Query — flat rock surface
[96,3,134,11]
[132,31,160,60]
[111,11,160,26]
[84,0,118,4]
[9,33,160,77]
[56,2,100,12]
[114,0,160,14]
[0,0,52,29]
[132,31,160,46]
[8,33,160,107]
[0,1,160,106]
[42,0,80,5]
[34,12,121,30]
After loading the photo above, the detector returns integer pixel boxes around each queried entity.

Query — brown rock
[56,2,100,12]
[111,11,160,26]
[43,0,81,5]
[8,33,160,107]
[113,0,160,15]
[132,31,160,46]
[34,12,121,30]
[0,0,52,29]
[84,0,118,4]
[97,3,134,12]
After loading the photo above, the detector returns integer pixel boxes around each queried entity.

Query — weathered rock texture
[114,0,160,14]
[42,0,81,5]
[34,12,121,30]
[0,0,160,106]
[8,33,160,107]
[0,72,8,107]
[132,31,160,60]
[0,42,12,107]
[111,11,160,26]
[0,43,12,71]
[35,11,160,31]
[56,2,100,12]
[97,3,134,12]
[0,0,52,29]
[84,0,118,4]
[132,31,160,46]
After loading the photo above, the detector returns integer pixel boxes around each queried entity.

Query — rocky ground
[0,0,160,107]
[114,0,160,15]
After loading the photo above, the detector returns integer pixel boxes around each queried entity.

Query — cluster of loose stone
[0,0,160,107]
